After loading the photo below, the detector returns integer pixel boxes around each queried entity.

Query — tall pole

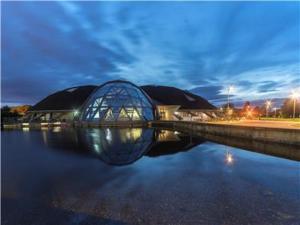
[293,98,296,118]
[265,101,271,118]
[227,89,230,110]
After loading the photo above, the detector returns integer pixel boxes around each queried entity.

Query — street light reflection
[225,151,234,165]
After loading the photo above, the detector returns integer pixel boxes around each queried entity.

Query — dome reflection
[42,128,205,166]
[84,128,154,165]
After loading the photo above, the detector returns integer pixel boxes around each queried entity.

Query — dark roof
[30,85,97,111]
[141,85,216,110]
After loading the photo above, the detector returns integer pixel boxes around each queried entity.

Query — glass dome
[80,81,154,122]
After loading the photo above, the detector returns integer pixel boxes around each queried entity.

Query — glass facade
[81,81,154,122]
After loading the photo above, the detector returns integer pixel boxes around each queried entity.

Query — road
[210,119,300,130]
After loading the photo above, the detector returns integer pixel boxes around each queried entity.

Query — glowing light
[40,122,48,126]
[74,110,79,116]
[290,90,299,100]
[22,123,29,126]
[174,111,179,115]
[93,144,101,153]
[52,127,61,133]
[228,85,234,93]
[174,131,180,135]
[290,90,299,118]
[105,128,112,142]
[227,109,233,115]
[265,100,272,108]
[225,152,234,165]
[22,127,30,131]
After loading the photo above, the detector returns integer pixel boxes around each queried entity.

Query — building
[80,80,155,124]
[25,85,97,122]
[25,80,220,125]
[141,85,218,121]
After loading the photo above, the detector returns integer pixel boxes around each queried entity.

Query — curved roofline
[30,85,98,112]
[79,80,156,118]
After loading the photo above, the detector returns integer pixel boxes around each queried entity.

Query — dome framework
[81,81,154,123]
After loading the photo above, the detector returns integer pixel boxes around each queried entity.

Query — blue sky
[2,1,300,106]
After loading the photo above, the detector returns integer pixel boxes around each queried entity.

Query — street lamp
[227,85,234,110]
[265,100,272,117]
[290,91,299,118]
[273,107,277,117]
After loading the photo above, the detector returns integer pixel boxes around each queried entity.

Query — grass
[259,117,300,122]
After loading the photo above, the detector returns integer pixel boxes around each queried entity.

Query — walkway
[209,119,300,130]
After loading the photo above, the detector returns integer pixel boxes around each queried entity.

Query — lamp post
[227,85,234,110]
[265,100,271,117]
[291,91,299,118]
[273,107,277,117]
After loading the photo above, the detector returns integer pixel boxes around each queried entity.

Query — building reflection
[41,128,205,166]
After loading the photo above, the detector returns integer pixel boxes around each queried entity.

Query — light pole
[227,85,234,110]
[291,91,299,118]
[273,107,277,117]
[265,100,271,117]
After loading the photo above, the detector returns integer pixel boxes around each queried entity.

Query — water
[1,128,300,225]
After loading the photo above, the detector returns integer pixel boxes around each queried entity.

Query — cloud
[1,1,300,105]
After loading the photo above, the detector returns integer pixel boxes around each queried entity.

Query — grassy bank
[260,117,300,122]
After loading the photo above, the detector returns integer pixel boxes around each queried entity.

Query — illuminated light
[106,128,112,142]
[225,152,234,165]
[227,109,233,115]
[290,90,299,118]
[228,85,234,93]
[52,127,61,133]
[290,90,300,100]
[22,127,30,131]
[265,100,272,117]
[22,123,29,126]
[53,121,61,125]
[174,111,179,115]
[73,110,79,116]
[40,122,49,126]
[174,131,180,135]
[93,144,101,153]
[131,128,142,140]
[265,100,272,108]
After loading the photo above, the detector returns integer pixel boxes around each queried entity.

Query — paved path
[209,120,300,130]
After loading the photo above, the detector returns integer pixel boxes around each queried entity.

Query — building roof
[141,85,216,110]
[30,85,97,111]
[29,82,215,112]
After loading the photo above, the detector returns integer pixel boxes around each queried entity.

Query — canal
[1,128,300,225]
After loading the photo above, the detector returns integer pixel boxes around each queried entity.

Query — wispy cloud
[2,1,300,105]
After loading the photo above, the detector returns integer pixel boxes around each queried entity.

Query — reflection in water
[225,150,234,165]
[42,128,205,166]
[2,128,300,225]
[40,127,300,166]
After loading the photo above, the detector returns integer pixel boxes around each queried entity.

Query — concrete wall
[150,121,300,146]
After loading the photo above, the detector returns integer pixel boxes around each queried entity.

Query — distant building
[25,80,220,124]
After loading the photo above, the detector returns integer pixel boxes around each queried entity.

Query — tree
[240,101,251,117]
[281,98,300,118]
[1,106,20,118]
[221,103,235,110]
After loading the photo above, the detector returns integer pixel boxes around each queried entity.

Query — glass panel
[81,82,154,122]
